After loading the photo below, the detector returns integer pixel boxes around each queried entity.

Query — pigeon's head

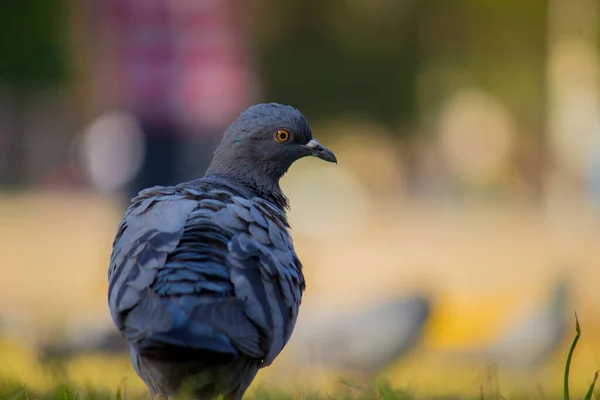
[206,103,337,186]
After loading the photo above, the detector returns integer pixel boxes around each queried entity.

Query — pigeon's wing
[136,186,267,362]
[109,184,257,362]
[150,190,305,366]
[108,186,199,330]
[223,196,306,366]
[109,182,304,366]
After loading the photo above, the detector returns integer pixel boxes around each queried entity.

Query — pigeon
[37,328,129,362]
[444,276,572,370]
[107,103,337,400]
[481,276,572,368]
[291,294,432,374]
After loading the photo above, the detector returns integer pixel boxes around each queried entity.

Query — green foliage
[255,0,420,131]
[255,0,547,132]
[0,0,70,87]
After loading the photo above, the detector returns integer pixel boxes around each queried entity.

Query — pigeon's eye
[275,129,291,143]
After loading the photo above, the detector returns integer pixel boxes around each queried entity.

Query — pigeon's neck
[204,167,290,210]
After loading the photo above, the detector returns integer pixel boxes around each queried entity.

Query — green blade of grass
[564,312,581,400]
[584,370,600,400]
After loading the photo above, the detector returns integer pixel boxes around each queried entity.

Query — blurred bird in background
[37,328,128,364]
[586,132,600,212]
[0,0,70,189]
[481,276,572,368]
[445,276,572,371]
[290,294,432,377]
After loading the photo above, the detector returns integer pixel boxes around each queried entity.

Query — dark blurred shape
[0,0,70,188]
[38,328,128,363]
[292,294,432,374]
[257,0,419,131]
[0,1,69,86]
[94,0,257,198]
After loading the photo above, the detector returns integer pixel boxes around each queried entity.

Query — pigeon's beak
[306,139,337,164]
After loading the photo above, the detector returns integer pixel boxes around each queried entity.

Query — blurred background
[2,0,600,396]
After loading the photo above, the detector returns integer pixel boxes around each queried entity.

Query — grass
[0,315,598,400]
[0,380,474,400]
[563,313,599,400]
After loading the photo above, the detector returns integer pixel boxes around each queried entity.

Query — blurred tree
[252,0,545,138]
[0,0,69,87]
[252,0,419,132]
[417,0,546,128]
[0,0,70,187]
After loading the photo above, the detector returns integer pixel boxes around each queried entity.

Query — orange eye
[275,129,291,143]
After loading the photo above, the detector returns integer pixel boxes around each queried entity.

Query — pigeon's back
[108,176,305,399]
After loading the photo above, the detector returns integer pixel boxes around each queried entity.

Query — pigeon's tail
[136,325,239,364]
[124,289,240,364]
